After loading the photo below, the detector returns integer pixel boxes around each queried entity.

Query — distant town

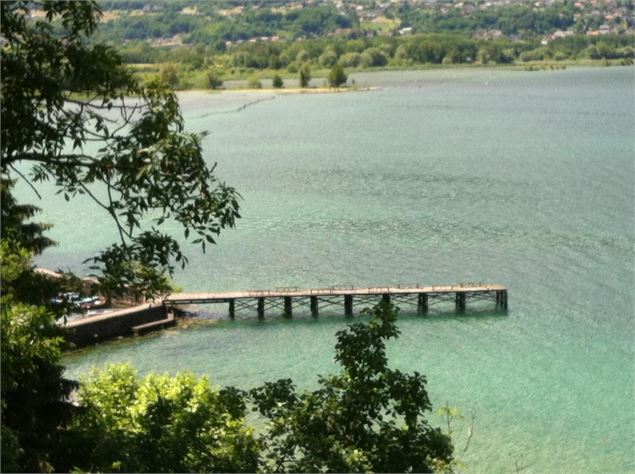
[84,0,633,47]
[26,0,634,90]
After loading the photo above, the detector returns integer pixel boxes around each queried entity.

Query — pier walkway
[165,283,508,319]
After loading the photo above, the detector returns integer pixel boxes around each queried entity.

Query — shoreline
[144,60,632,93]
[176,85,379,95]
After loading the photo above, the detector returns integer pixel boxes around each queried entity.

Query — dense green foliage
[0,3,237,468]
[0,242,77,473]
[247,75,263,89]
[240,33,630,68]
[1,179,55,255]
[1,0,240,298]
[159,62,180,87]
[54,303,452,473]
[399,2,576,36]
[299,63,311,87]
[95,1,633,44]
[66,365,259,472]
[29,1,631,84]
[206,69,224,89]
[250,302,453,472]
[70,1,632,90]
[1,247,454,473]
[328,63,347,87]
[115,32,633,91]
[272,74,284,88]
[94,4,357,44]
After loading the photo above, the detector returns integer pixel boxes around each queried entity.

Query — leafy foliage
[159,62,180,88]
[247,75,263,89]
[0,179,55,255]
[206,69,224,89]
[66,364,260,473]
[1,1,241,298]
[250,302,453,473]
[97,4,355,44]
[272,74,284,88]
[299,63,311,88]
[328,64,347,87]
[0,242,77,473]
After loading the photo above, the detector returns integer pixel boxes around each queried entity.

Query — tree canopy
[0,242,77,472]
[328,64,347,87]
[66,365,259,473]
[1,0,240,298]
[299,63,311,88]
[250,302,453,472]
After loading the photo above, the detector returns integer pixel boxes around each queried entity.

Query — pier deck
[165,283,508,318]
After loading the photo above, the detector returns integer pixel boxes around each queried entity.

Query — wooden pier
[165,283,508,319]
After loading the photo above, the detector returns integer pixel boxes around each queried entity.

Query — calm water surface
[28,67,634,472]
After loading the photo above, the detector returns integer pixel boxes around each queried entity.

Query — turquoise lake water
[25,67,634,472]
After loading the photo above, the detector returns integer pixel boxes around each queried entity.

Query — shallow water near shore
[25,67,634,472]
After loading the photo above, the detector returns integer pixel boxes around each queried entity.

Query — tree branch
[8,164,42,200]
[7,153,97,166]
[105,174,131,247]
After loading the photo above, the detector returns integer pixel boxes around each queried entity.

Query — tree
[295,49,310,63]
[65,364,260,473]
[338,52,362,68]
[247,75,263,89]
[1,178,55,255]
[206,69,223,89]
[319,48,338,67]
[159,62,180,88]
[299,63,312,88]
[360,47,389,67]
[1,1,240,299]
[250,302,454,473]
[1,241,77,472]
[272,74,284,88]
[328,64,347,87]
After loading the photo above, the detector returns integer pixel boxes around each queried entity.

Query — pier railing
[165,283,508,319]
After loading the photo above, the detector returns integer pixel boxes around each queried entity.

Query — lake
[26,67,634,472]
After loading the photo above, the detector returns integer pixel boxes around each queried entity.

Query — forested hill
[94,0,632,45]
[41,0,634,89]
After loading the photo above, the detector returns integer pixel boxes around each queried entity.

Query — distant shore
[178,85,379,95]
[134,59,632,92]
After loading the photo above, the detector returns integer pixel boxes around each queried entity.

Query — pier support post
[257,298,265,320]
[344,295,353,317]
[382,294,391,305]
[310,296,319,318]
[455,292,466,312]
[496,290,508,310]
[228,299,235,319]
[284,296,292,318]
[417,293,428,314]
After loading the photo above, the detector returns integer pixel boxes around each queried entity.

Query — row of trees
[2,2,450,472]
[120,32,635,76]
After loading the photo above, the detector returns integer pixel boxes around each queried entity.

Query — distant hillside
[34,0,633,90]
[92,0,633,46]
